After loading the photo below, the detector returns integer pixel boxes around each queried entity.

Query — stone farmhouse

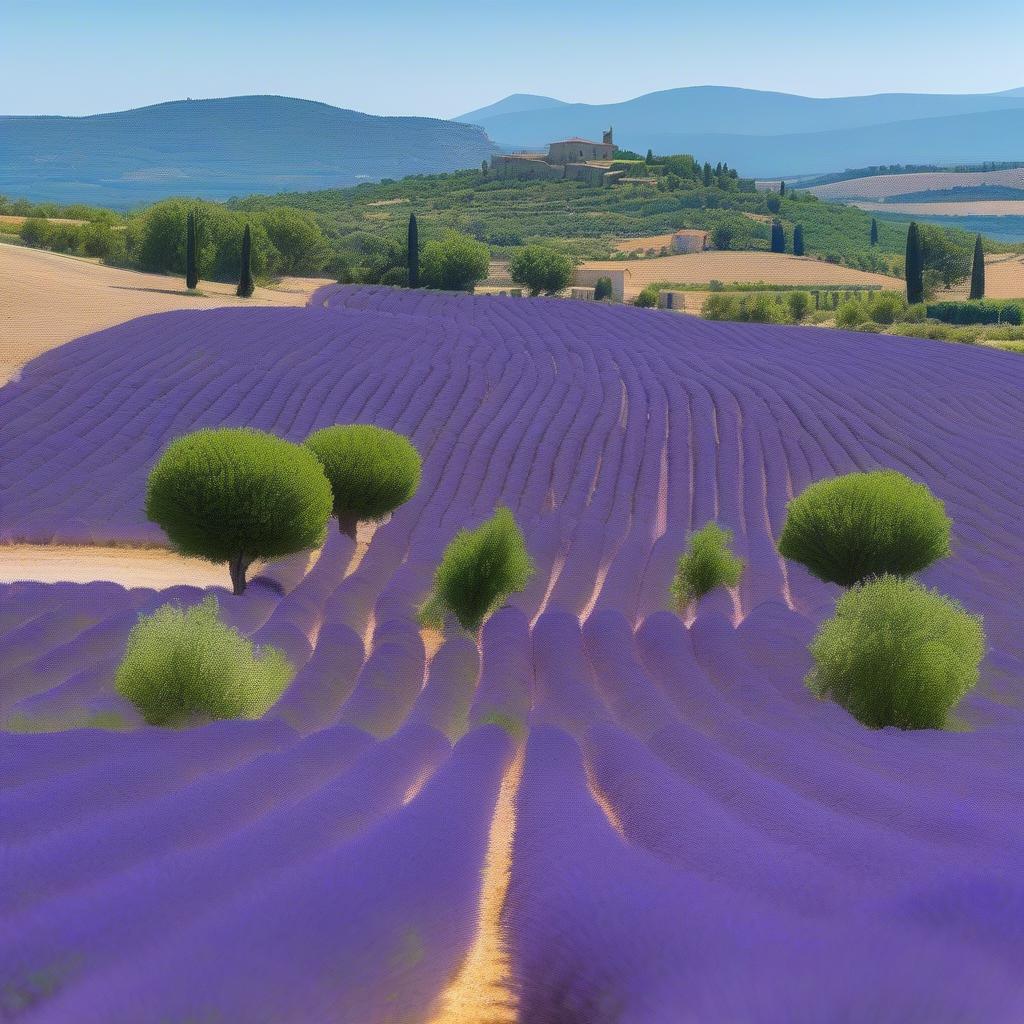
[491,129,628,186]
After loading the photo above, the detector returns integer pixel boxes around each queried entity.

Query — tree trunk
[229,553,251,595]
[337,513,359,541]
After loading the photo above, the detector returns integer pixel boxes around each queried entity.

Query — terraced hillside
[2,288,1023,1021]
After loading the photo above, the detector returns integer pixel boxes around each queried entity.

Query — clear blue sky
[4,0,1023,117]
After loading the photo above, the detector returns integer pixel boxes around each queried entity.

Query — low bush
[786,291,812,322]
[926,300,1023,325]
[115,596,293,726]
[304,424,421,538]
[670,523,743,609]
[778,470,951,586]
[634,285,659,307]
[424,507,533,632]
[806,576,984,729]
[835,299,869,328]
[593,276,613,301]
[146,428,333,594]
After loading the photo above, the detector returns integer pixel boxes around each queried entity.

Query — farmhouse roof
[552,137,605,145]
[673,229,709,237]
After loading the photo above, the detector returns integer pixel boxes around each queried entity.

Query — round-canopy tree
[419,231,490,292]
[146,428,333,594]
[806,575,984,729]
[509,245,574,296]
[304,424,421,539]
[777,470,951,587]
[424,507,533,633]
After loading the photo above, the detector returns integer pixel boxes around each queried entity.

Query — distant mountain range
[456,87,1024,177]
[0,96,497,207]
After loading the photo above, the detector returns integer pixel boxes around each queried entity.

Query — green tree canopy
[146,428,333,594]
[419,231,490,292]
[304,424,421,538]
[508,245,574,296]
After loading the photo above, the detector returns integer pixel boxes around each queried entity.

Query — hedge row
[926,300,1023,325]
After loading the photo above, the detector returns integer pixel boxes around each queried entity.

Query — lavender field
[1,286,1023,1021]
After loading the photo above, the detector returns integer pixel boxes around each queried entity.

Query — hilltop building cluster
[491,129,632,186]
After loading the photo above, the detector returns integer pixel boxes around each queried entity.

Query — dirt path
[0,545,250,589]
[0,243,328,385]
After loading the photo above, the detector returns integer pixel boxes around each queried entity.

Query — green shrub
[509,245,574,296]
[593,276,613,301]
[146,428,332,594]
[786,291,811,322]
[115,596,292,726]
[806,576,984,729]
[634,285,659,308]
[670,523,744,609]
[865,290,907,325]
[927,300,1023,326]
[425,507,533,632]
[778,470,951,587]
[419,231,490,292]
[835,299,868,328]
[304,424,421,538]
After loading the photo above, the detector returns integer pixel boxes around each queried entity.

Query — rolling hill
[0,96,498,207]
[457,86,1024,176]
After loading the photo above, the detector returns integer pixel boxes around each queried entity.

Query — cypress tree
[236,224,254,298]
[703,162,712,187]
[793,223,805,256]
[185,209,198,290]
[645,149,654,164]
[771,219,786,254]
[407,213,419,289]
[905,222,924,305]
[779,179,786,196]
[870,217,879,246]
[969,234,985,300]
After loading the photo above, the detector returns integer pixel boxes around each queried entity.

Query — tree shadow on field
[108,285,212,298]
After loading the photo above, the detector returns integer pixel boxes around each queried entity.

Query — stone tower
[602,127,614,147]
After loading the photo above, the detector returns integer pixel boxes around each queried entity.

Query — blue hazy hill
[0,95,497,207]
[457,86,1024,175]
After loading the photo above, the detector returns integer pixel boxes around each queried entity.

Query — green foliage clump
[146,428,333,594]
[806,576,984,729]
[670,523,744,609]
[115,596,292,726]
[419,231,490,292]
[926,300,1023,326]
[304,424,421,538]
[786,290,811,322]
[702,292,791,324]
[593,276,613,301]
[509,245,574,296]
[634,285,659,308]
[778,470,951,587]
[425,507,533,632]
[835,299,869,328]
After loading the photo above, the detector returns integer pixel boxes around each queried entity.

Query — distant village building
[670,229,709,254]
[491,128,627,187]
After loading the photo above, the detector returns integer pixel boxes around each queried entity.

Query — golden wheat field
[579,251,897,298]
[808,167,1024,200]
[0,244,326,386]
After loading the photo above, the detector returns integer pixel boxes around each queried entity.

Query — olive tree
[146,428,333,594]
[304,424,421,539]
